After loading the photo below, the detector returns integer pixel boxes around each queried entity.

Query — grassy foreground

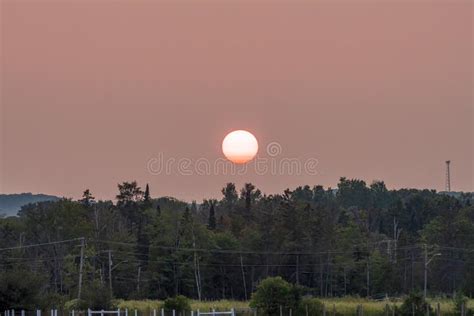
[115,297,474,314]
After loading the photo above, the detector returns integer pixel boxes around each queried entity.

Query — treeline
[0,179,473,307]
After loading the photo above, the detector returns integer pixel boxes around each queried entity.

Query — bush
[297,297,324,316]
[397,292,432,316]
[81,280,113,309]
[37,293,68,310]
[454,292,473,316]
[163,295,191,315]
[250,276,301,315]
[64,299,86,311]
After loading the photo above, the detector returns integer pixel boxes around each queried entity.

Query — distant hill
[439,191,473,199]
[0,193,61,216]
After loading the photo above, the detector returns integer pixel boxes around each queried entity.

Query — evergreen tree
[80,189,95,207]
[143,184,152,209]
[240,183,261,220]
[190,201,198,214]
[208,201,216,230]
[221,182,238,211]
[182,206,192,223]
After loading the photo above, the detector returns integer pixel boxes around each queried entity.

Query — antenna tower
[445,160,451,192]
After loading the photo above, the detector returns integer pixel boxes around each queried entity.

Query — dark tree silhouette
[208,201,216,230]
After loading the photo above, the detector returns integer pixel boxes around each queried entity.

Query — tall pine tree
[208,201,216,230]
[143,183,152,209]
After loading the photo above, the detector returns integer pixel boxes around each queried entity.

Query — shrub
[81,280,113,309]
[163,295,191,315]
[297,297,324,316]
[397,292,432,316]
[249,276,301,315]
[64,299,86,311]
[37,293,68,310]
[454,292,473,316]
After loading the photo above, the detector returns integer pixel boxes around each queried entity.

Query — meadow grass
[114,299,249,312]
[115,297,474,315]
[320,297,474,315]
[114,299,163,310]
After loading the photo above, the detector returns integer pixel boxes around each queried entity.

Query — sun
[222,130,259,164]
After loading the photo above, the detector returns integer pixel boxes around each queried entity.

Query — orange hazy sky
[1,0,473,201]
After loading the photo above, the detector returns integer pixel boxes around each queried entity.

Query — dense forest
[0,178,473,307]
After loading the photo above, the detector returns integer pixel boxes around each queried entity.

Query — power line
[0,238,471,258]
[0,238,83,252]
[90,239,424,256]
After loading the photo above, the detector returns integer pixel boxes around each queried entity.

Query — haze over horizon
[1,0,473,201]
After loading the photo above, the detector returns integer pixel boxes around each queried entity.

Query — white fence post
[161,309,164,316]
[172,310,176,316]
[135,310,137,316]
[153,310,156,316]
[125,309,128,316]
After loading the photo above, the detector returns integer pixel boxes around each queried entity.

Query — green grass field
[114,297,474,315]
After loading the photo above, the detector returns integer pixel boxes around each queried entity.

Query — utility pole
[393,218,402,263]
[192,225,202,301]
[424,245,428,300]
[296,255,300,285]
[78,237,85,300]
[108,250,113,296]
[367,258,370,297]
[107,255,128,298]
[424,244,441,300]
[240,254,248,301]
[137,266,141,292]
